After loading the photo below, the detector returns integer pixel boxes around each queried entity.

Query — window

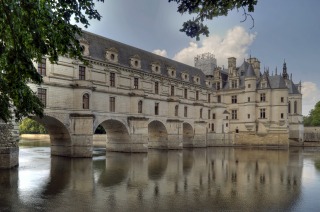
[79,66,86,80]
[184,107,188,117]
[208,94,211,103]
[200,108,203,118]
[248,114,250,119]
[248,97,251,102]
[110,72,115,87]
[38,58,46,76]
[211,123,214,132]
[138,100,143,113]
[248,84,251,88]
[260,93,266,102]
[231,80,237,88]
[171,85,175,96]
[155,103,159,115]
[175,105,179,116]
[196,91,199,100]
[37,88,47,107]
[281,97,284,103]
[217,95,221,103]
[212,113,216,119]
[281,113,284,119]
[231,95,237,104]
[155,81,159,94]
[261,82,266,88]
[110,97,115,112]
[288,101,291,114]
[226,123,228,127]
[83,93,89,109]
[294,101,297,114]
[216,82,220,90]
[110,54,115,60]
[231,110,237,120]
[134,60,139,67]
[208,110,211,119]
[184,88,188,99]
[260,108,266,119]
[134,77,139,89]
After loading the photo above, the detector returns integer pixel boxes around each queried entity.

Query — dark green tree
[169,0,258,40]
[304,101,320,126]
[19,118,47,134]
[0,0,103,123]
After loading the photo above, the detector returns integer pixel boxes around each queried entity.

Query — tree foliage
[304,101,320,126]
[19,118,47,134]
[0,0,103,123]
[169,0,258,40]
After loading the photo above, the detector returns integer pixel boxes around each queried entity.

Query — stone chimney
[247,57,260,77]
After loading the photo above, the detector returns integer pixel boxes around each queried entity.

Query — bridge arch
[97,119,131,152]
[183,122,194,147]
[148,120,168,149]
[31,115,72,156]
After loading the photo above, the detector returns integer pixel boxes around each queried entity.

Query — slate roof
[81,31,207,87]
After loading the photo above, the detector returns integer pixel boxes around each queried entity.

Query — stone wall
[304,127,320,142]
[0,122,19,168]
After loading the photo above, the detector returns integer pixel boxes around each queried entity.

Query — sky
[82,0,320,115]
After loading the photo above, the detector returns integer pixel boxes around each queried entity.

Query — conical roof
[245,64,256,77]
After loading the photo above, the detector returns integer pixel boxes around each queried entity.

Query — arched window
[175,105,179,116]
[294,101,297,114]
[138,100,143,113]
[288,101,291,114]
[83,93,89,109]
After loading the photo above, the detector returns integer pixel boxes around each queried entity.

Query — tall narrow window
[110,72,115,87]
[196,91,199,100]
[171,85,175,96]
[212,113,216,119]
[37,88,47,107]
[83,93,89,109]
[175,105,179,116]
[155,81,159,94]
[208,94,211,103]
[216,82,220,90]
[134,77,139,89]
[260,93,266,102]
[260,108,266,119]
[281,97,284,103]
[294,101,297,114]
[231,110,237,120]
[281,113,284,119]
[200,108,203,118]
[184,106,188,117]
[208,110,211,119]
[155,103,159,115]
[184,88,188,99]
[110,97,115,112]
[211,123,214,132]
[248,97,251,102]
[79,66,86,80]
[38,58,46,76]
[288,101,291,114]
[231,95,237,103]
[138,100,143,113]
[217,95,221,103]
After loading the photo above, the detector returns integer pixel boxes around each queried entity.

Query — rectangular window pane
[134,77,139,89]
[79,66,86,80]
[184,88,188,99]
[37,88,47,107]
[38,58,46,76]
[155,82,159,94]
[155,103,159,115]
[110,72,115,87]
[110,97,115,112]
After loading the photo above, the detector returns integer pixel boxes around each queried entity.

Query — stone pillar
[166,120,183,149]
[0,120,19,169]
[193,121,207,147]
[69,114,94,157]
[127,117,148,152]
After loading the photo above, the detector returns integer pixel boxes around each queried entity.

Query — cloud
[173,26,256,67]
[152,49,167,57]
[302,81,320,115]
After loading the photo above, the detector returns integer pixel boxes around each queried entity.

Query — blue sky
[83,0,320,115]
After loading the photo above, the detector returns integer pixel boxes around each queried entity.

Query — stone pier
[0,121,19,169]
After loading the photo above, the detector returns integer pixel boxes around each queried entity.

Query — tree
[0,0,103,123]
[19,118,47,134]
[169,0,258,40]
[304,101,320,126]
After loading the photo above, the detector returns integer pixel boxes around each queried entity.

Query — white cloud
[302,81,320,115]
[173,26,256,67]
[152,49,167,57]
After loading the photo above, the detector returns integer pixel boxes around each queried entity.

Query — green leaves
[0,0,103,122]
[169,0,258,40]
[304,101,320,126]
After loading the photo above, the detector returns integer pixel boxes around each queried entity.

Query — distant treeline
[304,101,320,126]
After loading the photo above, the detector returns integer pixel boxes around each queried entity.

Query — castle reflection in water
[0,147,308,211]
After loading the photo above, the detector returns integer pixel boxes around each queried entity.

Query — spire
[275,66,278,75]
[282,60,288,79]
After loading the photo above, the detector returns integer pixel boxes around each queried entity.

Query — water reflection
[1,146,320,211]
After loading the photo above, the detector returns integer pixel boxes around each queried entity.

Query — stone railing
[304,127,320,142]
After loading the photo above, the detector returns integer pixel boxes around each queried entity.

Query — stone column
[193,121,207,147]
[69,114,94,157]
[127,117,148,152]
[0,120,19,169]
[166,119,183,149]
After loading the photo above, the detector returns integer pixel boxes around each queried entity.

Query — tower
[194,53,217,76]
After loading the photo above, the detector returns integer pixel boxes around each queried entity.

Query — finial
[275,66,277,75]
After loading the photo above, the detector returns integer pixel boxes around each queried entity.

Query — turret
[247,57,260,77]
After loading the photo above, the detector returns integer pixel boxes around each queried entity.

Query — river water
[1,141,320,212]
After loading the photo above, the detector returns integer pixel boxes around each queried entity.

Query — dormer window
[151,62,161,74]
[130,55,141,69]
[167,67,176,78]
[193,76,201,84]
[79,38,89,56]
[106,47,118,63]
[181,72,189,81]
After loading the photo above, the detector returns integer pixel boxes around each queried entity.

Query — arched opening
[83,93,89,109]
[148,120,168,149]
[138,100,143,113]
[97,119,131,152]
[183,123,194,148]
